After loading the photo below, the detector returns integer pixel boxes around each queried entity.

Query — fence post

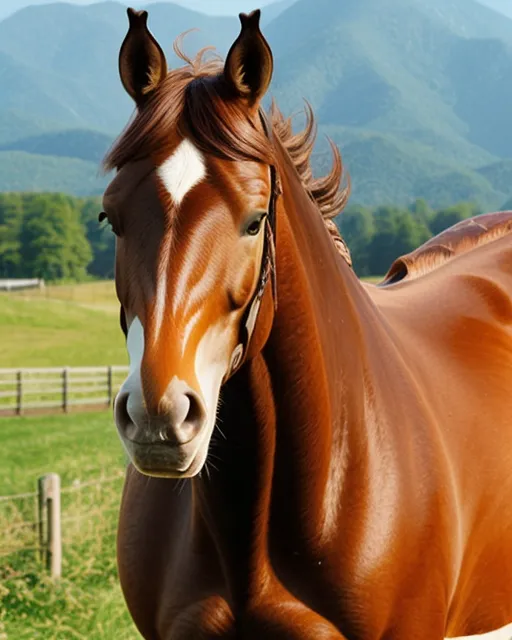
[107,366,113,407]
[16,369,23,416]
[38,473,62,579]
[37,476,45,564]
[62,368,69,413]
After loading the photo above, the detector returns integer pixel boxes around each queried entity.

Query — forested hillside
[0,0,511,207]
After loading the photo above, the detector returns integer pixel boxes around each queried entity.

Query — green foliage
[0,188,500,284]
[19,194,92,281]
[80,197,115,279]
[336,199,486,276]
[429,202,481,236]
[0,192,111,282]
[368,206,432,275]
[0,193,23,277]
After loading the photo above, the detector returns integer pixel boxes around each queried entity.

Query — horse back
[380,210,512,285]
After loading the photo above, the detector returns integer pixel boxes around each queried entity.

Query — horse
[102,7,512,639]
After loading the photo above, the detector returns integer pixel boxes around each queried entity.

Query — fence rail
[0,366,129,416]
[0,278,44,292]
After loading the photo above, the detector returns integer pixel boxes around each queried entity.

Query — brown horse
[103,7,512,639]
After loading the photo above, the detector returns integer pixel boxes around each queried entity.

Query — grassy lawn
[0,282,127,368]
[0,277,387,638]
[0,411,140,639]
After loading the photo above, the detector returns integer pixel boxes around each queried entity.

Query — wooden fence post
[107,366,113,407]
[37,476,45,564]
[38,473,62,579]
[62,368,69,413]
[16,369,22,416]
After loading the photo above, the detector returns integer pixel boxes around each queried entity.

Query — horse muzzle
[114,378,210,478]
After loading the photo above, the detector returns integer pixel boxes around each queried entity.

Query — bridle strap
[226,152,280,379]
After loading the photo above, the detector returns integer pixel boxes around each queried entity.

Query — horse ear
[224,9,273,106]
[119,8,168,106]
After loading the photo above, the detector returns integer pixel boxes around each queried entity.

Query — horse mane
[103,37,352,266]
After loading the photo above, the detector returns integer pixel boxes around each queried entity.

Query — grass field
[0,411,140,640]
[0,278,386,638]
[0,282,127,368]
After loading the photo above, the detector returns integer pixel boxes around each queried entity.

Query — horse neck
[192,144,377,608]
[264,142,375,549]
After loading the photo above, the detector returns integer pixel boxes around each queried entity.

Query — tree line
[0,192,486,281]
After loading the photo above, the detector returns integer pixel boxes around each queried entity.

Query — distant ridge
[0,0,510,209]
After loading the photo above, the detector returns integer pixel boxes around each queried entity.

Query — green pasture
[0,278,384,638]
[0,411,140,639]
[0,282,126,368]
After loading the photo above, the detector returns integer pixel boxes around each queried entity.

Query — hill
[0,0,511,207]
[0,151,107,195]
[264,0,512,207]
[0,129,113,163]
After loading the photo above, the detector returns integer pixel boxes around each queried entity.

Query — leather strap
[226,158,280,380]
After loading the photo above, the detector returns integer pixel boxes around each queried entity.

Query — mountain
[0,129,113,163]
[0,151,107,194]
[0,2,240,134]
[148,0,286,17]
[262,0,512,206]
[0,0,296,21]
[0,0,511,209]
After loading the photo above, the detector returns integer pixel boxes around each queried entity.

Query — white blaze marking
[153,139,206,338]
[447,623,512,639]
[154,234,172,341]
[157,139,206,206]
[115,317,147,430]
[126,317,144,373]
[194,321,232,429]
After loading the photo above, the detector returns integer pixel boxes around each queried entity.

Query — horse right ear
[119,8,168,106]
[224,9,273,108]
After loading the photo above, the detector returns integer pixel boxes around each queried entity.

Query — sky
[0,0,280,20]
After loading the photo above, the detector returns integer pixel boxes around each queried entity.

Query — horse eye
[245,214,265,237]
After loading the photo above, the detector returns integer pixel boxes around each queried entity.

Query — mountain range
[0,0,511,209]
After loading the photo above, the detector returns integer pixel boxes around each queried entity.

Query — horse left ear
[119,8,168,106]
[224,9,273,107]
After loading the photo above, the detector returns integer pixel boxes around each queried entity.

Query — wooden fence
[0,278,45,292]
[0,366,129,416]
[1,470,124,579]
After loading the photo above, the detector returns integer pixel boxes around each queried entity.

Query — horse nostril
[184,390,205,432]
[160,387,206,446]
[115,392,133,436]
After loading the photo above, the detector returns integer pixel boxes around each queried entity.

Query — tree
[408,198,432,225]
[337,204,375,276]
[80,197,116,279]
[368,206,431,275]
[0,193,24,277]
[429,202,480,237]
[20,194,92,281]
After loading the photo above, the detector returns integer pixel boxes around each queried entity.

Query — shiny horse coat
[104,8,512,640]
